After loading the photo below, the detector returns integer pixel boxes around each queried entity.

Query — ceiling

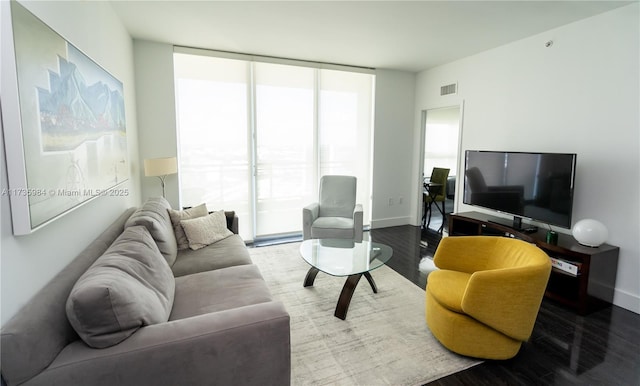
[110,1,632,72]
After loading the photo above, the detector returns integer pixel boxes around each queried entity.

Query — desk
[422,182,445,232]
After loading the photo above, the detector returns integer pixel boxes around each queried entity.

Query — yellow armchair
[425,236,551,359]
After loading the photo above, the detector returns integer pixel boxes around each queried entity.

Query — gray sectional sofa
[0,197,290,386]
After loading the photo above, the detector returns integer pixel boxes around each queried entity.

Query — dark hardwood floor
[367,223,640,386]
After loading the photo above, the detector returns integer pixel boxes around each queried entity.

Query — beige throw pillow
[168,203,208,250]
[180,210,233,250]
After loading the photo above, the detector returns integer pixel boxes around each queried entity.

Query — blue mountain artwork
[37,54,125,152]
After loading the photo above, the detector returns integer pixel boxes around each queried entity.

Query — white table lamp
[144,157,177,197]
[572,219,608,247]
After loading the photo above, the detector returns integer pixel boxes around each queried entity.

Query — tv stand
[448,211,619,315]
[488,216,538,233]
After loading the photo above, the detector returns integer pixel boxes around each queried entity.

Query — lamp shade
[144,157,177,177]
[572,219,608,247]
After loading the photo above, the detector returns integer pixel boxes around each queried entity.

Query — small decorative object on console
[572,219,608,247]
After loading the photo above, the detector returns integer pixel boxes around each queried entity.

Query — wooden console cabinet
[448,212,619,315]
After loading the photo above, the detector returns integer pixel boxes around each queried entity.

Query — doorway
[420,105,463,233]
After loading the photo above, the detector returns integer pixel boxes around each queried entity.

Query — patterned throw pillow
[180,210,233,250]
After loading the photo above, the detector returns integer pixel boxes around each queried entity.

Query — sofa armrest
[32,302,290,386]
[353,204,363,243]
[225,211,239,234]
[302,203,319,240]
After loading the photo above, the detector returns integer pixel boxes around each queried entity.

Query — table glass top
[299,239,393,277]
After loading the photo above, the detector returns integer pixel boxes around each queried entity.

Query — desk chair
[423,167,450,232]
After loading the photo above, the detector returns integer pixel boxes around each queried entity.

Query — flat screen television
[463,150,577,231]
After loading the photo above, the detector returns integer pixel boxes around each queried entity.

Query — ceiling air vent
[440,83,457,96]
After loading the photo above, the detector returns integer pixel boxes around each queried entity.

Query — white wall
[0,1,140,325]
[371,69,417,228]
[414,4,640,313]
[133,40,179,209]
[131,45,418,226]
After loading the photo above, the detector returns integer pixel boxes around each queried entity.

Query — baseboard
[370,216,412,229]
[612,288,640,314]
[590,279,640,314]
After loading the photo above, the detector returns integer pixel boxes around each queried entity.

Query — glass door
[253,63,316,238]
[174,54,253,237]
[318,69,373,223]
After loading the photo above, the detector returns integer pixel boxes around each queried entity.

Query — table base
[304,267,378,320]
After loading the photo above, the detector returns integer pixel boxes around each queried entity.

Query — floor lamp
[144,157,177,198]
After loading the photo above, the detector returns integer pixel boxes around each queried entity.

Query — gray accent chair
[302,175,363,243]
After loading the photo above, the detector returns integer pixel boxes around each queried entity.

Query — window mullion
[313,69,320,193]
[248,61,258,241]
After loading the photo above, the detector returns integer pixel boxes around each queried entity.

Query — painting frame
[1,1,129,235]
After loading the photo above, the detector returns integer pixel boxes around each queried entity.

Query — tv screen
[463,150,577,229]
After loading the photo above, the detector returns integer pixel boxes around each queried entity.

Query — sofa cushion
[66,226,175,348]
[169,265,272,320]
[180,210,233,250]
[0,208,136,386]
[168,203,208,250]
[125,197,178,266]
[171,235,252,277]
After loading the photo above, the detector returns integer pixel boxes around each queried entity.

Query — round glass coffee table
[299,239,393,320]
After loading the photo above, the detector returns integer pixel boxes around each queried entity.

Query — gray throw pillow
[66,225,175,348]
[180,210,233,250]
[168,203,208,250]
[125,197,178,266]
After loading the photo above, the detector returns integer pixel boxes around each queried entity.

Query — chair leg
[439,200,446,233]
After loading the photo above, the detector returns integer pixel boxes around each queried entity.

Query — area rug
[248,242,481,386]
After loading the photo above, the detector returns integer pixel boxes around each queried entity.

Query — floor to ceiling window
[253,62,316,237]
[174,48,375,241]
